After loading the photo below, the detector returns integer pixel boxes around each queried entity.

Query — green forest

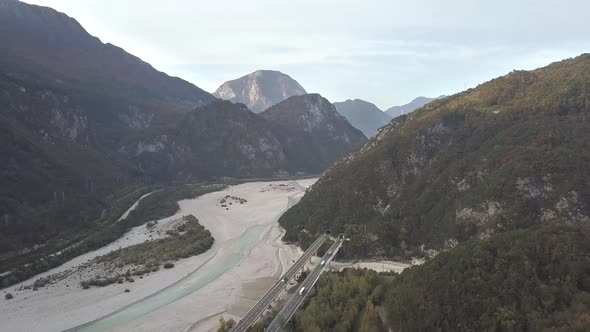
[286,268,388,332]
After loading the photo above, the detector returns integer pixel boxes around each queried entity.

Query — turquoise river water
[76,224,267,332]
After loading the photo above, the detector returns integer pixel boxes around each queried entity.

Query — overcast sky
[23,0,590,109]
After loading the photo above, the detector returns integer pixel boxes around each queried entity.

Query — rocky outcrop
[0,74,89,144]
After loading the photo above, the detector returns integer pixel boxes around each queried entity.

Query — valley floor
[0,179,316,332]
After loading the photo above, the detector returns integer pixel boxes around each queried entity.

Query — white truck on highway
[298,287,306,295]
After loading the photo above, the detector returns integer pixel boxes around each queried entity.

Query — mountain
[333,99,391,137]
[279,54,590,258]
[0,0,215,123]
[0,0,217,256]
[260,94,367,168]
[213,70,307,113]
[385,96,441,118]
[0,72,139,254]
[118,100,333,179]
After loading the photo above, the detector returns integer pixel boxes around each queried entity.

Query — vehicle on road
[298,287,306,295]
[320,260,326,266]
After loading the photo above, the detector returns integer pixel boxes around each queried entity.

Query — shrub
[165,230,179,237]
[163,262,175,269]
[124,289,130,293]
[5,293,13,300]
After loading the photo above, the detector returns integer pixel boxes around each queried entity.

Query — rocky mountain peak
[213,70,307,113]
[261,93,348,133]
[259,94,366,165]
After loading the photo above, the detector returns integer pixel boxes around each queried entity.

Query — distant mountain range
[213,71,442,139]
[214,70,306,113]
[385,96,444,118]
[333,99,391,137]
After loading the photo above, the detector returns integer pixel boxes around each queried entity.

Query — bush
[124,289,130,293]
[5,293,13,300]
[165,230,179,237]
[163,262,175,269]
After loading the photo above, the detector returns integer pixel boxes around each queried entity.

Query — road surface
[231,234,327,332]
[265,237,344,332]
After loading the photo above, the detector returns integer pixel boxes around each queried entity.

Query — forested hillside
[279,54,590,258]
[279,224,590,332]
[386,224,590,331]
[288,269,388,332]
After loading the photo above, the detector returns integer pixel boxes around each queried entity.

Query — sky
[23,0,590,109]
